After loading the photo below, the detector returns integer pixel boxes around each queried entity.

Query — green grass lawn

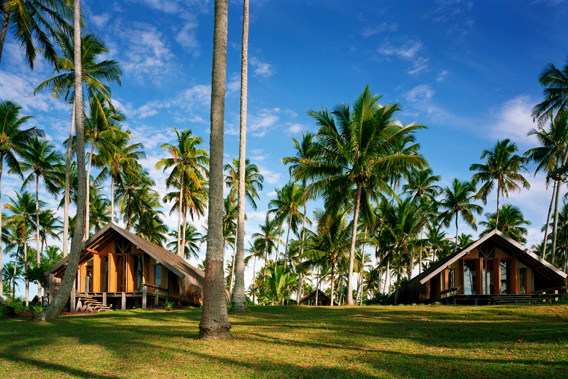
[1,304,568,378]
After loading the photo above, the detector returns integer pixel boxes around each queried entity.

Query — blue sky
[1,0,568,298]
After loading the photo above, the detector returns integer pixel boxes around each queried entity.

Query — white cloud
[0,71,69,113]
[287,123,303,134]
[258,167,281,185]
[490,95,537,146]
[378,40,429,75]
[362,22,398,38]
[91,13,111,28]
[174,15,200,56]
[404,85,435,102]
[437,70,449,82]
[250,57,274,78]
[248,109,280,137]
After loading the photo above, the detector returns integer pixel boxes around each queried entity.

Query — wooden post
[102,292,107,306]
[142,286,147,309]
[155,291,159,306]
[80,264,87,293]
[511,258,518,295]
[459,259,465,295]
[93,253,101,292]
[127,253,134,292]
[108,252,117,292]
[121,292,126,310]
[70,280,76,312]
[475,258,483,295]
[48,274,54,303]
[85,276,91,293]
[494,258,501,295]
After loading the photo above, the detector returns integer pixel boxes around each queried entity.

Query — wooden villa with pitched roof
[395,230,567,305]
[45,223,205,312]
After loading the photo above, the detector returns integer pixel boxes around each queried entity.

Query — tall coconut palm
[167,224,203,260]
[438,178,483,253]
[480,204,531,244]
[93,127,145,224]
[0,0,72,69]
[115,168,154,231]
[156,128,208,256]
[251,215,281,282]
[19,137,62,297]
[34,0,86,322]
[526,111,568,264]
[403,168,441,203]
[532,57,568,127]
[5,191,38,306]
[38,209,61,257]
[36,31,122,253]
[0,101,42,299]
[199,0,231,340]
[283,131,316,303]
[470,139,530,226]
[268,182,305,269]
[231,0,250,313]
[302,85,427,304]
[304,208,353,306]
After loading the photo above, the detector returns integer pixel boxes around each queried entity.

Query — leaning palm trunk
[330,263,335,307]
[283,214,292,269]
[454,214,459,253]
[177,177,184,256]
[85,142,96,239]
[0,158,3,298]
[33,0,86,322]
[199,0,231,340]
[110,176,115,223]
[0,7,10,66]
[181,208,188,258]
[231,0,249,313]
[229,223,238,294]
[346,184,362,305]
[542,180,556,258]
[252,254,257,305]
[551,181,562,264]
[35,177,42,298]
[63,101,75,257]
[296,192,307,305]
[24,241,28,306]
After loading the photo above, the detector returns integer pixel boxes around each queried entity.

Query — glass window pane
[464,260,476,295]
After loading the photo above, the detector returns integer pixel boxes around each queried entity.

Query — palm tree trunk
[542,180,556,258]
[496,183,501,228]
[386,255,390,294]
[315,267,319,306]
[231,0,249,313]
[181,208,188,258]
[283,213,292,269]
[346,184,362,305]
[199,0,231,340]
[252,253,256,305]
[84,142,95,239]
[35,176,42,298]
[177,176,184,256]
[0,157,3,299]
[297,183,307,305]
[33,0,86,322]
[330,262,335,306]
[63,101,75,257]
[394,256,401,305]
[296,271,303,305]
[551,181,562,264]
[0,7,10,66]
[110,176,115,224]
[454,213,459,253]
[229,223,237,295]
[12,254,18,302]
[24,241,28,307]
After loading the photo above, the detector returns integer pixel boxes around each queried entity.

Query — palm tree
[35,31,122,255]
[93,127,145,224]
[302,86,427,304]
[43,246,62,266]
[282,131,316,303]
[532,57,568,127]
[156,128,208,257]
[304,208,353,306]
[5,191,37,306]
[438,179,483,253]
[403,168,441,203]
[199,0,231,340]
[115,168,155,231]
[38,209,62,257]
[167,224,203,260]
[480,204,531,244]
[268,182,305,269]
[34,0,86,322]
[232,0,249,312]
[251,215,281,282]
[526,112,568,264]
[0,100,42,299]
[246,238,264,305]
[19,137,62,297]
[470,139,530,226]
[0,0,72,69]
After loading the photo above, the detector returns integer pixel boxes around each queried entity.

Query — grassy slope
[1,304,567,378]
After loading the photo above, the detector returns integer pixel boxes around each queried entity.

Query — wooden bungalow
[45,223,205,311]
[395,230,567,305]
[299,289,337,306]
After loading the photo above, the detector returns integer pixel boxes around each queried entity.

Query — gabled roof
[299,289,337,305]
[405,229,566,290]
[46,223,205,281]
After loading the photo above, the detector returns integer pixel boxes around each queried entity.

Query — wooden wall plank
[108,251,117,292]
[93,254,101,292]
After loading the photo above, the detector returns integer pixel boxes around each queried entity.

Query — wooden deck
[441,293,562,305]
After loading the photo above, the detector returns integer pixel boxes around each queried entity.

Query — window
[133,256,143,291]
[307,300,313,305]
[155,264,162,288]
[520,268,527,294]
[448,269,455,289]
[464,260,476,295]
[501,261,510,294]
